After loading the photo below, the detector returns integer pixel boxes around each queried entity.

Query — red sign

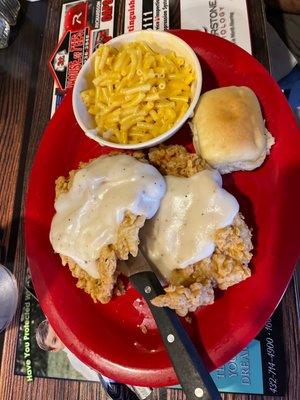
[64,2,88,32]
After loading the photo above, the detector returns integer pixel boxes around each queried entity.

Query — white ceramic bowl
[73,30,202,150]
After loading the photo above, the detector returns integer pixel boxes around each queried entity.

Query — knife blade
[124,250,221,400]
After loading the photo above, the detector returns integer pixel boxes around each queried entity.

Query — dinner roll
[190,86,275,173]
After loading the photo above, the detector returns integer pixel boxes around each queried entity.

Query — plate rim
[24,29,300,387]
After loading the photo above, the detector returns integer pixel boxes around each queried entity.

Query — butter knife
[124,251,221,400]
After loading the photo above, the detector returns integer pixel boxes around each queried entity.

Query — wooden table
[0,1,299,399]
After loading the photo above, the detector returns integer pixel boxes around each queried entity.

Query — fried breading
[147,147,253,316]
[114,213,146,259]
[55,161,88,197]
[55,166,146,304]
[62,246,117,304]
[54,146,253,316]
[151,215,252,315]
[214,214,253,265]
[151,283,214,317]
[148,144,208,177]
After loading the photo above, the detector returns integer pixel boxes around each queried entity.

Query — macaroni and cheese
[80,42,195,145]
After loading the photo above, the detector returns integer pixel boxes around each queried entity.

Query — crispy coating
[147,146,253,316]
[151,215,252,315]
[55,165,146,304]
[114,213,146,259]
[151,283,214,317]
[169,215,251,288]
[61,246,117,304]
[214,214,253,265]
[54,146,253,316]
[148,144,208,177]
[55,161,88,197]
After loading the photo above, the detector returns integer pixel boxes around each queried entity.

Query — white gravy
[141,170,239,279]
[50,155,166,278]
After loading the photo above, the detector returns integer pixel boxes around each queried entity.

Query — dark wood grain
[0,0,50,374]
[0,1,299,399]
[247,0,270,70]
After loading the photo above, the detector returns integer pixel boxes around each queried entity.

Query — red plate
[25,30,300,386]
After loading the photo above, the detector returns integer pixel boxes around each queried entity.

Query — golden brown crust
[148,144,208,177]
[151,283,214,317]
[55,164,146,304]
[151,214,252,315]
[192,86,267,166]
[191,87,275,173]
[147,146,253,316]
[61,245,117,304]
[114,213,146,259]
[54,145,253,316]
[214,214,253,265]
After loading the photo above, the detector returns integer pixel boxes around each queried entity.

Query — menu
[49,0,252,115]
[15,269,286,396]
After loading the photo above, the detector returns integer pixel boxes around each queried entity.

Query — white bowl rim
[72,30,202,150]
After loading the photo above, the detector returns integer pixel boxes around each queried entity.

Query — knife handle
[130,271,221,400]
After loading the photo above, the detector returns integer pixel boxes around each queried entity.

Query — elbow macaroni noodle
[81,42,195,144]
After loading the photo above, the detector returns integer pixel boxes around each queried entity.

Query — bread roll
[190,86,274,173]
